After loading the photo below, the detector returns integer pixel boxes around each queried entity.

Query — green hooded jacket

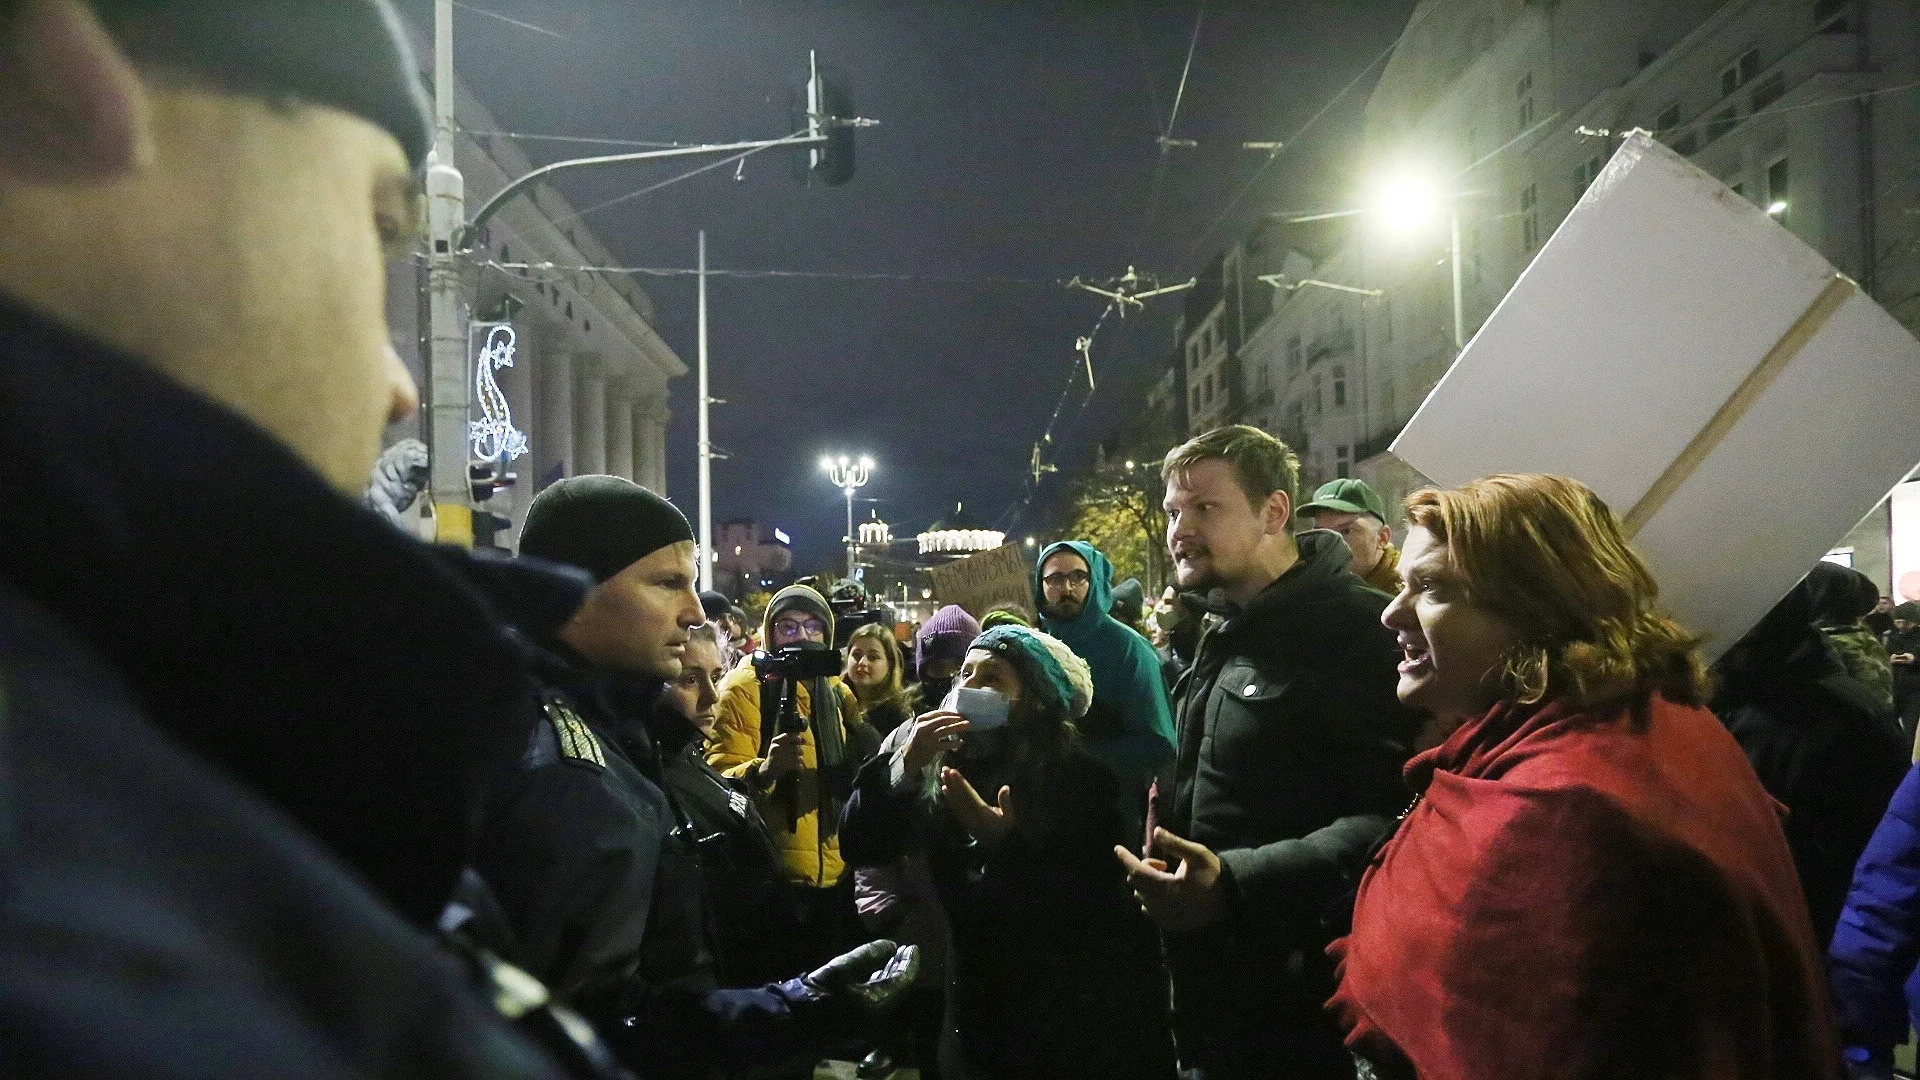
[1033,541,1176,800]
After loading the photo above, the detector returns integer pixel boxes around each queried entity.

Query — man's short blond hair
[1162,424,1301,512]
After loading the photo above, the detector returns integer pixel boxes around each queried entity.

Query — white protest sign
[1391,132,1920,656]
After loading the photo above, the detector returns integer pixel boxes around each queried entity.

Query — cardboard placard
[1391,132,1920,656]
[926,543,1032,619]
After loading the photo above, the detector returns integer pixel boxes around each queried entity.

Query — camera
[749,645,844,682]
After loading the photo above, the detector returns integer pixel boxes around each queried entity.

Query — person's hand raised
[1114,827,1227,933]
[902,710,969,777]
[939,767,1015,847]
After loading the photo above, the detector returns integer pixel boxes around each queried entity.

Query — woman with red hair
[1329,474,1838,1080]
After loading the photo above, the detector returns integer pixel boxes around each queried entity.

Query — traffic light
[792,52,856,186]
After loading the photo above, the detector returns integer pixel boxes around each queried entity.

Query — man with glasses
[1033,542,1176,829]
[1296,478,1401,595]
[710,585,865,975]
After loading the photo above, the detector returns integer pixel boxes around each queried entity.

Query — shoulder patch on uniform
[543,699,606,768]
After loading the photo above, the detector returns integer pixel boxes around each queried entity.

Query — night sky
[396,0,1414,568]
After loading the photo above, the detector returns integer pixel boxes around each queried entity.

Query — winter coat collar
[0,294,534,929]
[1187,529,1356,641]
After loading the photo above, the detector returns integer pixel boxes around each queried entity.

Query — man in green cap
[1298,478,1402,594]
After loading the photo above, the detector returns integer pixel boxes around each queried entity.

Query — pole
[697,230,714,592]
[1449,202,1465,351]
[426,0,472,545]
[844,484,856,579]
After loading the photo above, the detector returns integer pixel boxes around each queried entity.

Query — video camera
[750,644,849,831]
[749,645,844,685]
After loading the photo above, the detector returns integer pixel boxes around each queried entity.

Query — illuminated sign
[471,323,528,462]
[774,528,792,545]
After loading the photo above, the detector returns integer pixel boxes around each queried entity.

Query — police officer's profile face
[0,1,421,492]
[561,541,704,678]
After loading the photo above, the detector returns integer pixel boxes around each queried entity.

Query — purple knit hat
[916,605,982,680]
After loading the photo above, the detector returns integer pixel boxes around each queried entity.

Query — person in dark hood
[0,2,595,1073]
[911,604,982,712]
[1033,541,1176,817]
[1808,562,1895,713]
[1713,561,1910,946]
[472,476,918,1077]
[844,625,1178,1080]
[1115,426,1417,1079]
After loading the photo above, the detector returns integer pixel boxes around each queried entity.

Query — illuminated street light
[1767,199,1789,217]
[1369,164,1464,351]
[822,453,873,579]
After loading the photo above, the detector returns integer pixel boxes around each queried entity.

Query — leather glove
[800,939,921,1008]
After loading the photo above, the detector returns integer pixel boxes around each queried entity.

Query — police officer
[468,475,916,1077]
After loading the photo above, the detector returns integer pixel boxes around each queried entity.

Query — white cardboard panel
[1391,133,1920,655]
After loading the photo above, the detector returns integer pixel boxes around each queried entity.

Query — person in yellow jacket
[710,584,867,970]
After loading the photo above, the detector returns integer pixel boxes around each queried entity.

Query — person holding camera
[710,584,871,974]
[469,477,918,1076]
[842,625,1178,1079]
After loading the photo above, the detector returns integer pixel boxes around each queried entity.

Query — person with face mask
[843,625,1178,1080]
[911,605,982,713]
[1328,474,1836,1080]
[471,477,917,1077]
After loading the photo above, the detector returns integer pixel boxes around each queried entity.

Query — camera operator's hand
[902,711,969,778]
[758,730,807,785]
[800,939,921,1008]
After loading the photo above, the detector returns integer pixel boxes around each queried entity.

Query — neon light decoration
[472,323,529,461]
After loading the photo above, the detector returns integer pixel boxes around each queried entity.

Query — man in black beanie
[0,1,590,1076]
[472,475,917,1076]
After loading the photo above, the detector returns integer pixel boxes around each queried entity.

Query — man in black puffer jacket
[1117,426,1419,1080]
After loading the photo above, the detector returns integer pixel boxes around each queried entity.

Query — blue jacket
[1829,762,1920,1068]
[1033,541,1175,800]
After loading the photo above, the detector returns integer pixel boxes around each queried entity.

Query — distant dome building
[917,503,1005,558]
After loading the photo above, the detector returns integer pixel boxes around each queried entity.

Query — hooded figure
[1032,541,1176,808]
[913,604,982,711]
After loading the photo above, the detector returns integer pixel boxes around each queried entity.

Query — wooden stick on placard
[1622,274,1857,537]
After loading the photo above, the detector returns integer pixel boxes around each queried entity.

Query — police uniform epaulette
[541,694,606,769]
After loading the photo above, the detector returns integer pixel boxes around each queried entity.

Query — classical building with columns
[384,60,685,550]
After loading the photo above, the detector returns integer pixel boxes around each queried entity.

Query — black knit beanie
[92,0,434,167]
[519,475,695,583]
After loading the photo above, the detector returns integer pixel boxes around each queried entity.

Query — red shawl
[1327,693,1839,1080]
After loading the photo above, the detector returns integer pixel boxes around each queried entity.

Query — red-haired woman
[1328,474,1839,1080]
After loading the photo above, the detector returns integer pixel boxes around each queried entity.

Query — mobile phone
[944,686,1011,731]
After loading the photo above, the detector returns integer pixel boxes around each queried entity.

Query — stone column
[636,394,671,495]
[574,357,607,476]
[630,401,651,493]
[535,341,573,488]
[606,388,635,481]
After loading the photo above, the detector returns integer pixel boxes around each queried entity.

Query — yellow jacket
[708,664,860,887]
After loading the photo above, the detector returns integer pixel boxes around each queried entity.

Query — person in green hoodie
[1033,540,1177,824]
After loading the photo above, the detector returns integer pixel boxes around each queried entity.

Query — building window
[1519,183,1539,252]
[1332,365,1347,408]
[1572,153,1605,196]
[1720,50,1759,97]
[1311,373,1324,417]
[1730,181,1747,200]
[1750,70,1786,112]
[1815,0,1850,32]
[1336,444,1352,478]
[1656,103,1682,134]
[1187,341,1199,371]
[1287,335,1304,374]
[1672,131,1699,156]
[1766,157,1790,220]
[1190,387,1200,414]
[1204,372,1214,403]
[1706,106,1738,145]
[1515,71,1535,131]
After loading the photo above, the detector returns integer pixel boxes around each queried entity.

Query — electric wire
[543,132,812,229]
[450,0,567,40]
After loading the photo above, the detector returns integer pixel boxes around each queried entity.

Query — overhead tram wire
[478,260,1062,288]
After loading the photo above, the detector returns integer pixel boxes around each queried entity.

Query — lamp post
[1368,168,1465,351]
[819,454,872,578]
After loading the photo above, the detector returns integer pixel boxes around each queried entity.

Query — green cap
[1298,478,1387,522]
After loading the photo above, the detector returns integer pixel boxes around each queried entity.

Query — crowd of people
[12,3,1920,1079]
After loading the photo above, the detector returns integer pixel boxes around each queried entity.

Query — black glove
[800,939,921,1008]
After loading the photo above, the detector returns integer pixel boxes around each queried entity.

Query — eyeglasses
[773,616,827,639]
[1041,570,1092,590]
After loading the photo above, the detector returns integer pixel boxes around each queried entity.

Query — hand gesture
[759,729,807,784]
[1114,827,1227,934]
[939,766,1015,847]
[1894,652,1916,666]
[902,710,969,777]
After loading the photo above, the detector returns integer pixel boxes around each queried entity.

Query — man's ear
[0,0,151,183]
[1264,490,1292,536]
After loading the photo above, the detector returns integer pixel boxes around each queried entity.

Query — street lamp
[820,454,872,579]
[1368,167,1465,352]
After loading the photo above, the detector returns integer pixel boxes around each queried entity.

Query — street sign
[1391,132,1920,657]
[926,543,1032,619]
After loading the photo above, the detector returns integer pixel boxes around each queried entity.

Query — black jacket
[842,733,1177,1080]
[1713,587,1909,947]
[1161,529,1418,1075]
[0,296,566,1076]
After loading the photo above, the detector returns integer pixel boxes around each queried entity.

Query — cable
[450,0,566,40]
[1163,1,1206,145]
[463,129,692,150]
[1179,37,1398,267]
[479,260,1063,287]
[544,130,815,229]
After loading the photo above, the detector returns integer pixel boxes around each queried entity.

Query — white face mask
[941,685,1011,730]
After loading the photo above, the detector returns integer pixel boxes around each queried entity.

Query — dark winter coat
[1829,763,1920,1070]
[1712,581,1909,948]
[1161,528,1419,1077]
[0,295,569,1076]
[842,729,1178,1080]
